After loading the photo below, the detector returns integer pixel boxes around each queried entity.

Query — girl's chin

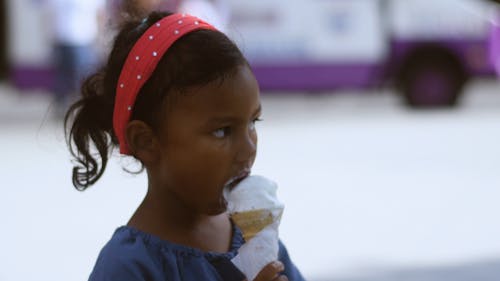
[205,197,228,216]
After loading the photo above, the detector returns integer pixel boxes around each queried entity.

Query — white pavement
[1,80,500,281]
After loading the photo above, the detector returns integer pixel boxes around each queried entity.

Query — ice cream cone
[231,207,283,241]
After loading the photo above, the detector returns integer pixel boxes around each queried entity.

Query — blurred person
[100,0,163,57]
[0,0,7,80]
[490,7,500,76]
[47,0,105,117]
[64,11,305,281]
[177,0,231,33]
[106,0,162,28]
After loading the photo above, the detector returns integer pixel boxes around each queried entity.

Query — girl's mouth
[224,169,251,191]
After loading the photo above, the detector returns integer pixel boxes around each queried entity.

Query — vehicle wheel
[398,52,466,107]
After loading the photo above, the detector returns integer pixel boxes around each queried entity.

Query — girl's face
[155,65,261,215]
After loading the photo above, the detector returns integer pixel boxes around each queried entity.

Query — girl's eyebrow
[204,104,262,126]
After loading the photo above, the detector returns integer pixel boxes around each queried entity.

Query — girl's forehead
[165,66,260,118]
[181,66,258,105]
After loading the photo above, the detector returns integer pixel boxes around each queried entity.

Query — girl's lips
[224,169,250,190]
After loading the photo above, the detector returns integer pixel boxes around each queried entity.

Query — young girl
[65,11,305,281]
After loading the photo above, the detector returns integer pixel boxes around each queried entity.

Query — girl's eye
[213,127,230,138]
[249,118,262,131]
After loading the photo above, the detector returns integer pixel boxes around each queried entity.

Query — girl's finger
[273,275,289,281]
[253,261,285,281]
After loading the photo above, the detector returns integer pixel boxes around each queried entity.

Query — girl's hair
[64,11,247,191]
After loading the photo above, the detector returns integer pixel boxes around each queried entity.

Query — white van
[6,0,496,106]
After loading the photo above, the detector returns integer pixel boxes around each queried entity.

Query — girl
[65,11,305,281]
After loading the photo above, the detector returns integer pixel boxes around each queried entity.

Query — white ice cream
[226,175,285,281]
[226,175,284,213]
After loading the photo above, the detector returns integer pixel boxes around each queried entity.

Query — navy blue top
[89,224,306,281]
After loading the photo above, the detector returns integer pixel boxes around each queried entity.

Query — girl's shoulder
[88,225,245,281]
[88,226,166,280]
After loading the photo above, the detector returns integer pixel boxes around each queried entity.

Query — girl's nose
[235,131,257,164]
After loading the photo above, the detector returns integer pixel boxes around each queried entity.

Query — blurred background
[1,0,500,280]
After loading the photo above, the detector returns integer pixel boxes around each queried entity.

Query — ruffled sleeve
[88,230,166,281]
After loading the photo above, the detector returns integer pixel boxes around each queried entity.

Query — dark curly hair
[64,11,248,190]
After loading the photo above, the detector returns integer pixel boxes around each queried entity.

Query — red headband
[113,13,217,154]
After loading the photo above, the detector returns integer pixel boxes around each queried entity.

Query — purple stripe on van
[11,63,382,92]
[250,63,382,91]
[10,65,55,91]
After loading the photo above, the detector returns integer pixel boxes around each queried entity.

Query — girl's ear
[125,120,161,164]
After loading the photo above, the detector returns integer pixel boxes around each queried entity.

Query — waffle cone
[231,208,283,241]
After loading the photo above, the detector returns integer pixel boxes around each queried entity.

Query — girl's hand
[250,261,288,281]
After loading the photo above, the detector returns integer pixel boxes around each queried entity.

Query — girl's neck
[131,188,213,229]
[127,187,233,253]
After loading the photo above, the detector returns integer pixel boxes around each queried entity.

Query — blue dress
[89,224,306,281]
